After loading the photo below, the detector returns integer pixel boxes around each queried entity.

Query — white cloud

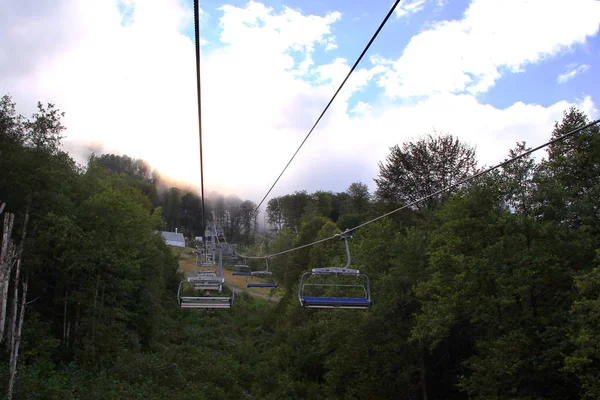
[557,63,590,83]
[1,0,598,204]
[0,0,343,198]
[379,0,600,98]
[350,101,372,115]
[309,93,597,191]
[270,92,598,196]
[395,0,427,19]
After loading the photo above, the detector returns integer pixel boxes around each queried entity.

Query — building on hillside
[161,231,185,247]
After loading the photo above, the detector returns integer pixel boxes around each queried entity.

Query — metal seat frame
[177,279,235,309]
[188,275,224,290]
[246,257,277,288]
[298,235,372,309]
[232,264,251,276]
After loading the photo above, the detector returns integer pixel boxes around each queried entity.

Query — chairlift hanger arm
[312,235,354,274]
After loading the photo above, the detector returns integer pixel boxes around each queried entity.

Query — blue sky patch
[171,0,599,121]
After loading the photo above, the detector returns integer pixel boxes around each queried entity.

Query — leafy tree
[90,153,153,182]
[224,194,242,241]
[565,259,600,400]
[329,191,350,222]
[279,192,310,233]
[343,181,371,215]
[180,192,202,238]
[0,95,25,148]
[540,106,600,231]
[375,133,477,211]
[266,197,283,234]
[24,101,65,152]
[302,191,333,222]
[163,187,181,231]
[239,200,257,246]
[5,93,600,400]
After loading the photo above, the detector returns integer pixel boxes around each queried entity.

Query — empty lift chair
[201,252,215,267]
[192,249,206,274]
[232,263,251,276]
[188,274,224,291]
[177,280,235,309]
[188,250,226,291]
[197,263,218,277]
[246,257,277,288]
[178,264,234,309]
[298,235,372,309]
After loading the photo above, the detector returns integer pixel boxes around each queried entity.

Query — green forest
[1,93,600,399]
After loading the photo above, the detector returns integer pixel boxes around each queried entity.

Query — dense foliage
[1,93,599,399]
[88,153,258,244]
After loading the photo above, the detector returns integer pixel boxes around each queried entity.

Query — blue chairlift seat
[247,283,277,288]
[297,235,372,310]
[246,264,277,288]
[301,296,371,309]
[246,274,278,288]
[298,270,372,310]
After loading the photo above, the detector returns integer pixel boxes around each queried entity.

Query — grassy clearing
[174,246,277,297]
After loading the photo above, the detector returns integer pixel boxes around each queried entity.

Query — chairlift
[177,279,234,309]
[298,235,372,309]
[221,246,234,257]
[246,257,277,288]
[188,275,223,290]
[200,252,215,267]
[232,264,251,276]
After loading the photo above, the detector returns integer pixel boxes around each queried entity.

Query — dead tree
[0,206,31,399]
[5,209,28,347]
[7,277,27,400]
[0,211,15,342]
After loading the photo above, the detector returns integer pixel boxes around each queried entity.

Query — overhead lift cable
[236,119,600,260]
[193,0,206,241]
[250,0,405,219]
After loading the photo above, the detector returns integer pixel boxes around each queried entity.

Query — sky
[1,0,599,206]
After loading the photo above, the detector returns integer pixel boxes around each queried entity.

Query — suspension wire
[235,119,600,260]
[193,0,206,242]
[248,0,404,221]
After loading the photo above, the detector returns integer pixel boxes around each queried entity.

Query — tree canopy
[375,133,478,211]
[1,93,599,400]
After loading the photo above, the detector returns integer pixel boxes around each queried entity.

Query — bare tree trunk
[73,300,80,353]
[5,208,28,351]
[7,277,28,400]
[420,353,428,400]
[7,258,21,353]
[66,320,71,348]
[100,282,105,311]
[63,290,68,344]
[92,274,100,363]
[0,212,15,342]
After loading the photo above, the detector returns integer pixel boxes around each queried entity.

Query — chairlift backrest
[297,235,371,309]
[245,257,277,288]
